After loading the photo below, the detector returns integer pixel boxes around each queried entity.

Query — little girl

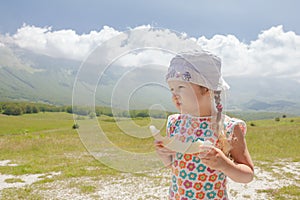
[155,50,254,200]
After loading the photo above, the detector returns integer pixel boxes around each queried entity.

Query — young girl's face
[168,80,212,116]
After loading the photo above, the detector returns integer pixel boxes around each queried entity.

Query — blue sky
[1,0,300,81]
[1,0,299,42]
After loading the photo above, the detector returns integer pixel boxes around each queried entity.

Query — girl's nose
[172,89,179,96]
[172,93,179,100]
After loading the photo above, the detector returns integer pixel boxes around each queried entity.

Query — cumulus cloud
[2,24,300,81]
[197,25,300,80]
[11,24,121,60]
[114,49,173,68]
[7,24,199,65]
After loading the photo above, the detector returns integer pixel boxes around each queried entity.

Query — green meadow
[0,112,299,199]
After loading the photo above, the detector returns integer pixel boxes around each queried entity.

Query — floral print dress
[167,114,246,200]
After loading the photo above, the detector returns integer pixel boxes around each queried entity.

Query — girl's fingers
[154,140,173,151]
[198,146,214,158]
[198,152,209,159]
[154,140,164,148]
[158,147,175,153]
[155,143,176,155]
[156,144,164,148]
[199,144,214,151]
[154,140,162,144]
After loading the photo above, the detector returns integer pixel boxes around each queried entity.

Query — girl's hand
[198,146,230,171]
[154,140,176,167]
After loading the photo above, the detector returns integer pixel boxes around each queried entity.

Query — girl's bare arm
[201,125,254,183]
[221,125,254,183]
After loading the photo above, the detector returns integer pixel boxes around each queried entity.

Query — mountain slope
[0,44,300,115]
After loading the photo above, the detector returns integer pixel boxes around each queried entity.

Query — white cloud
[197,25,300,80]
[7,24,199,65]
[2,24,300,81]
[11,24,121,60]
[114,49,173,68]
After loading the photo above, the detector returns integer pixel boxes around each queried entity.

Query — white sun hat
[166,50,230,91]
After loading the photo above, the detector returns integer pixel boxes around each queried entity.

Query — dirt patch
[1,160,299,199]
[0,160,18,167]
[0,160,61,192]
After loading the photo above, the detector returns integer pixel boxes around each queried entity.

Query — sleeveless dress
[167,114,246,200]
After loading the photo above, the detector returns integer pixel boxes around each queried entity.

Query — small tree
[275,117,280,122]
[282,115,286,118]
[3,105,23,116]
[136,112,149,118]
[72,123,79,129]
[66,106,73,114]
[89,112,96,119]
[32,106,39,113]
[39,106,46,113]
[25,105,32,114]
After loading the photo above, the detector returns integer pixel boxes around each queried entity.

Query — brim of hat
[167,77,230,91]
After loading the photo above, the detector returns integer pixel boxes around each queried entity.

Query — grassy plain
[0,112,299,199]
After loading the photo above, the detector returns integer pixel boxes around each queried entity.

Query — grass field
[246,117,300,162]
[0,112,299,199]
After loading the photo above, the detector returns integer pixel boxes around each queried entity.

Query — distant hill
[0,44,300,115]
[225,76,300,115]
[243,99,298,112]
[0,44,79,105]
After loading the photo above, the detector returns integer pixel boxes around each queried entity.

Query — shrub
[275,117,280,122]
[25,105,32,114]
[66,106,73,114]
[3,105,23,115]
[32,106,39,113]
[72,123,79,129]
[89,112,96,119]
[136,112,149,118]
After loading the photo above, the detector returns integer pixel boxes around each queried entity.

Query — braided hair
[213,90,231,156]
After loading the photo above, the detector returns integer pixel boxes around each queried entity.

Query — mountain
[0,44,79,105]
[225,76,300,114]
[242,99,299,114]
[0,44,300,115]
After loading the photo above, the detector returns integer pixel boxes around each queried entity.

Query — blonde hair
[197,86,231,155]
[213,90,231,156]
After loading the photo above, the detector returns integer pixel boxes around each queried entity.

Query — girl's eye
[178,86,185,89]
